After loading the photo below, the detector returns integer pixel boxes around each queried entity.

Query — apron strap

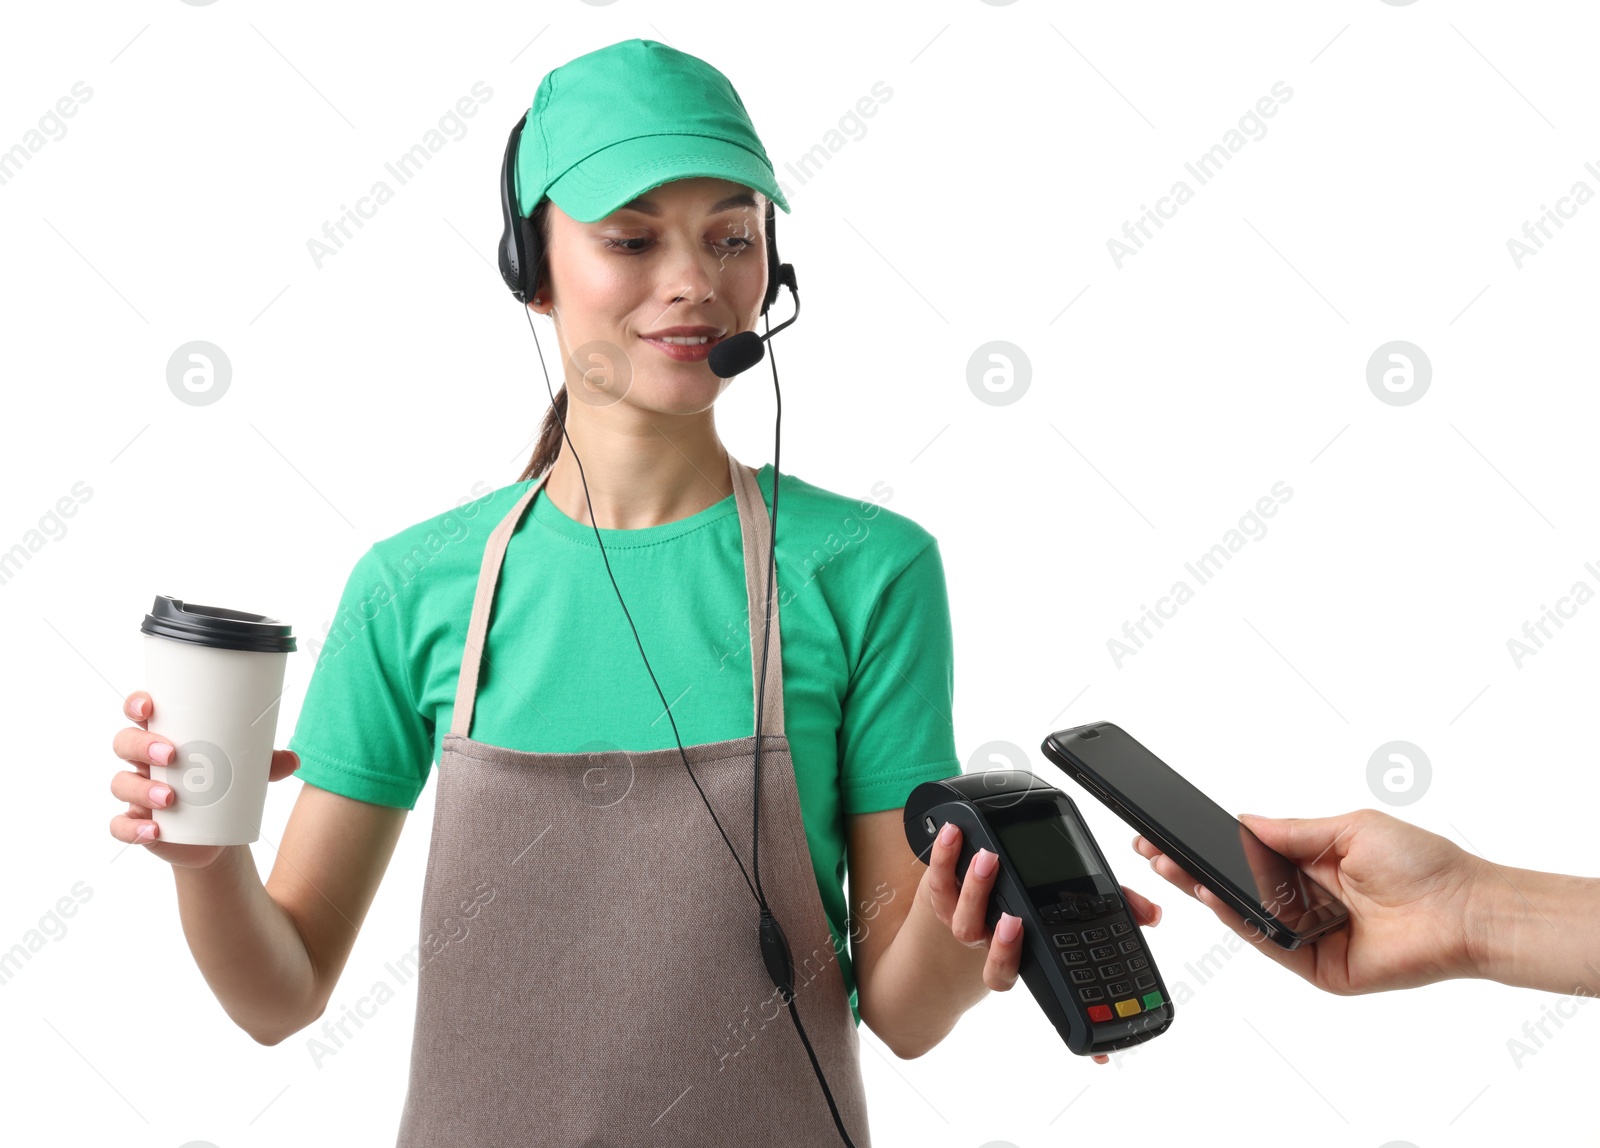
[450,473,549,740]
[450,453,786,742]
[729,455,786,740]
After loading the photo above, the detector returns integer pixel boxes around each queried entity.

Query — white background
[2,1,1597,1145]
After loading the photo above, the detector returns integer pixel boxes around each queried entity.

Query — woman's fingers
[109,809,160,845]
[111,724,175,771]
[124,690,151,730]
[983,912,1024,991]
[950,845,1002,946]
[924,823,995,944]
[922,823,964,919]
[926,825,1024,988]
[110,768,172,813]
[116,693,300,793]
[112,692,161,848]
[110,691,231,868]
[963,862,1024,991]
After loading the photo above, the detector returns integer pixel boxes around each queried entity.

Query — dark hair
[518,197,562,483]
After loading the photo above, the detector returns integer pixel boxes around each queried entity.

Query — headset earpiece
[498,114,532,303]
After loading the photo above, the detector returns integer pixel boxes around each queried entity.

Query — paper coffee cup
[140,595,296,846]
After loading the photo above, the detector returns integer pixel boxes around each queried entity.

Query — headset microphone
[706,264,799,379]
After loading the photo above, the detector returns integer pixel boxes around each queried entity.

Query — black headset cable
[520,300,858,1147]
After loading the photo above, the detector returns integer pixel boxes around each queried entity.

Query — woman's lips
[640,333,725,363]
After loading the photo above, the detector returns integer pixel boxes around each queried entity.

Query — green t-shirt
[288,464,961,1026]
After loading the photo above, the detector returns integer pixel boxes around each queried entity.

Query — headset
[497,115,855,1146]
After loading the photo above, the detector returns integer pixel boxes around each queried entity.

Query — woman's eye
[601,236,757,253]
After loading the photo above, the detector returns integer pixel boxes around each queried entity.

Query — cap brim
[542,133,790,222]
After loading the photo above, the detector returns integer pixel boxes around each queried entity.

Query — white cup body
[143,634,289,845]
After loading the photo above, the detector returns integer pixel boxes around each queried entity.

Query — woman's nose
[657,237,727,304]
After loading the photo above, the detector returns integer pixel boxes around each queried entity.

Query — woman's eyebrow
[614,191,758,217]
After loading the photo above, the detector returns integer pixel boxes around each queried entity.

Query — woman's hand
[1134,808,1491,995]
[109,690,302,869]
[924,822,1163,1065]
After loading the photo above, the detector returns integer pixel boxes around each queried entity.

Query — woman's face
[533,176,768,417]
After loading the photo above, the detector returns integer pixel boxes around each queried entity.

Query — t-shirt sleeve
[288,545,433,810]
[837,537,962,814]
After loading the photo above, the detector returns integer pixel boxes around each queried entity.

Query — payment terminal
[904,770,1174,1056]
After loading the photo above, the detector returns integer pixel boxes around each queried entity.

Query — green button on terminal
[1142,990,1164,1010]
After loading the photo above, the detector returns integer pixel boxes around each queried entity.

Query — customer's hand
[1134,808,1492,994]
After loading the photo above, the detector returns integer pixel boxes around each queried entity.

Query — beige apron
[395,454,872,1146]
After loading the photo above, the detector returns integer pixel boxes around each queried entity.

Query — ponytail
[519,384,567,483]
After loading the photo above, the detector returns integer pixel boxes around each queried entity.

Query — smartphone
[1041,722,1348,949]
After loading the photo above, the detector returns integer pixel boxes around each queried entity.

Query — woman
[107,39,1161,1143]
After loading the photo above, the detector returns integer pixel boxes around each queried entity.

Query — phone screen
[1054,725,1343,934]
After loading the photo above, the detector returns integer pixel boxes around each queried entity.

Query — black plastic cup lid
[140,595,297,653]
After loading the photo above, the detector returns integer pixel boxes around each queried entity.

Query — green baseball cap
[513,38,791,223]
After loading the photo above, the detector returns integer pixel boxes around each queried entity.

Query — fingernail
[972,849,997,877]
[150,786,171,807]
[133,698,147,719]
[996,912,1021,943]
[136,824,155,841]
[1193,884,1204,898]
[938,822,957,846]
[151,743,173,766]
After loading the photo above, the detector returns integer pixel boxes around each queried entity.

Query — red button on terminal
[1087,1004,1113,1023]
